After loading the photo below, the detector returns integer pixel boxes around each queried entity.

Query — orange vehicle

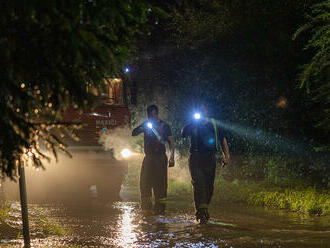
[62,77,130,146]
[2,77,131,205]
[58,77,131,204]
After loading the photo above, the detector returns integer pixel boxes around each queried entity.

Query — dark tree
[133,0,322,152]
[0,0,155,179]
[294,0,330,135]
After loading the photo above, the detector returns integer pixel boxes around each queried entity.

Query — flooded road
[2,187,330,248]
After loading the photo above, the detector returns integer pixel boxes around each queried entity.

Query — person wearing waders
[181,105,230,224]
[132,105,175,214]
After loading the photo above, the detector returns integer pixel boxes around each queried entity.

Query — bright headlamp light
[194,113,201,120]
[121,148,132,158]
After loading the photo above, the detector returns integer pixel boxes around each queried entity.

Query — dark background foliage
[130,0,330,187]
[1,0,329,186]
[0,0,154,178]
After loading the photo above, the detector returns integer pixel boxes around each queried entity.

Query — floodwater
[1,186,330,248]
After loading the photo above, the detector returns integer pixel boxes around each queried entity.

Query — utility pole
[19,0,31,246]
[18,163,30,248]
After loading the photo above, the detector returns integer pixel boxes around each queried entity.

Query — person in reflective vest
[181,105,230,224]
[132,105,175,214]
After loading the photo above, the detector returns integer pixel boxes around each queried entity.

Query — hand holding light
[147,122,153,129]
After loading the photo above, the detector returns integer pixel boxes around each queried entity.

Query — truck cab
[1,77,131,205]
[62,77,130,146]
[59,77,131,204]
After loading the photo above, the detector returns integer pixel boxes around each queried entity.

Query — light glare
[121,148,132,158]
[194,113,201,120]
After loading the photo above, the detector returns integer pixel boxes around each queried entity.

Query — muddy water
[1,187,330,248]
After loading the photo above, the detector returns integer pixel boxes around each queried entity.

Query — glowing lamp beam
[146,122,165,144]
[194,113,201,120]
[147,122,153,129]
[121,148,132,159]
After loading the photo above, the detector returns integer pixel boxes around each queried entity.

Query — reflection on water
[1,198,330,248]
[113,203,138,248]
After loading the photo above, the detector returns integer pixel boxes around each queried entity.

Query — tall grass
[124,154,330,215]
[39,218,71,236]
[0,202,10,222]
[248,187,330,215]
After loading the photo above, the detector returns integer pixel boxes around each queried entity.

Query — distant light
[208,138,214,144]
[277,96,288,109]
[147,122,153,129]
[124,67,130,73]
[194,113,201,120]
[21,83,25,88]
[102,127,107,131]
[121,148,132,158]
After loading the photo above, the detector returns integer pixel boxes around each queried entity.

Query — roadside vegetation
[215,154,330,215]
[0,202,10,222]
[0,201,71,244]
[38,218,71,236]
[213,176,330,216]
[127,0,330,216]
[124,154,330,216]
